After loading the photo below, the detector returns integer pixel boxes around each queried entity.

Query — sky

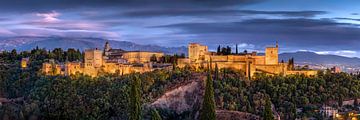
[1,0,360,57]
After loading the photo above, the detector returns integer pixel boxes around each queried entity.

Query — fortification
[178,42,317,79]
[42,42,167,77]
[265,42,278,65]
[189,43,208,62]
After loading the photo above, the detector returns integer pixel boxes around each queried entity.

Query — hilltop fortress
[41,42,317,78]
[42,42,166,77]
[177,43,317,79]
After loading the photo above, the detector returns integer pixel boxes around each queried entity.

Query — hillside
[150,72,260,120]
[0,36,187,55]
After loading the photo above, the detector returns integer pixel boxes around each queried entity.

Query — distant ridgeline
[0,36,187,55]
[177,42,317,79]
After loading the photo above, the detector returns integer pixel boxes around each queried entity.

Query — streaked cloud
[316,50,358,57]
[36,11,60,23]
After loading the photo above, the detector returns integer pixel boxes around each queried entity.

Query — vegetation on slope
[1,48,360,119]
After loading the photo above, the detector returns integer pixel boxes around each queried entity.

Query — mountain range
[279,51,360,65]
[1,36,360,65]
[0,36,187,55]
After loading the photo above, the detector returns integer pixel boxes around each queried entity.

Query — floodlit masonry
[42,42,167,77]
[177,42,317,79]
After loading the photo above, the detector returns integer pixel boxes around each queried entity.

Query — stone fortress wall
[177,42,317,79]
[41,41,317,78]
[42,42,166,77]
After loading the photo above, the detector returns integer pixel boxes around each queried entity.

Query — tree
[151,109,162,120]
[150,54,157,62]
[288,58,294,70]
[199,66,216,120]
[226,46,231,55]
[236,44,238,54]
[129,75,142,120]
[221,47,227,55]
[215,63,219,81]
[172,61,176,71]
[180,53,186,58]
[217,45,221,54]
[52,48,64,62]
[289,103,297,119]
[263,97,274,120]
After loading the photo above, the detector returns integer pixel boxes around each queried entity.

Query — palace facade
[177,43,317,79]
[42,42,166,77]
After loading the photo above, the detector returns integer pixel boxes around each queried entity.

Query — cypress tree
[172,60,176,71]
[290,103,297,119]
[217,45,221,54]
[236,44,238,54]
[215,63,219,81]
[151,109,162,120]
[129,75,142,120]
[199,65,216,120]
[226,46,231,55]
[263,97,274,120]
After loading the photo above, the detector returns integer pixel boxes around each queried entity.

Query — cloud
[20,11,107,31]
[334,17,360,22]
[123,9,326,18]
[10,28,119,38]
[0,29,15,36]
[0,18,10,21]
[315,50,358,57]
[0,0,264,13]
[36,11,60,23]
[153,18,360,51]
[23,20,106,30]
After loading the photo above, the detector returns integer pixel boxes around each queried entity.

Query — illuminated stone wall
[21,58,28,68]
[42,46,163,77]
[122,51,164,63]
[285,70,318,76]
[65,62,83,76]
[179,43,317,79]
[42,63,62,75]
[265,47,278,65]
[189,43,208,62]
[84,49,103,68]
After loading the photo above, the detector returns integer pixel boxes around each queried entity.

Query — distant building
[42,42,166,77]
[21,58,29,68]
[177,42,317,79]
[320,105,338,119]
[331,66,341,73]
[42,59,63,75]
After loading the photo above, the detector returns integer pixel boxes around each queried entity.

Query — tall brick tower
[265,41,279,65]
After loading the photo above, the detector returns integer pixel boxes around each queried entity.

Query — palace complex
[41,41,317,78]
[177,43,317,79]
[42,42,166,77]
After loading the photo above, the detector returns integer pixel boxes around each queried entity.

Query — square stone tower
[189,43,208,62]
[265,42,279,65]
[85,49,103,68]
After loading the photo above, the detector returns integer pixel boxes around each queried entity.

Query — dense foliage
[263,97,274,120]
[1,48,360,119]
[0,48,193,119]
[213,69,360,119]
